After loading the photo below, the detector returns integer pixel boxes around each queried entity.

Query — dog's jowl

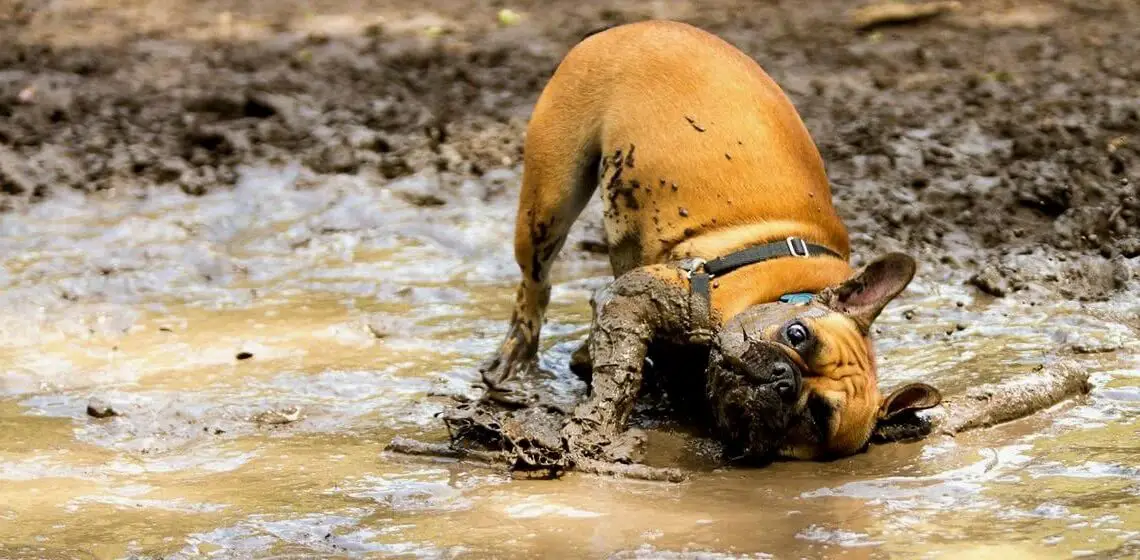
[483,20,942,463]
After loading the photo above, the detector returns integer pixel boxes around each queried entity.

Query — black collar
[678,236,844,325]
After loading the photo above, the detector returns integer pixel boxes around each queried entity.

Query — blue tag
[779,292,814,305]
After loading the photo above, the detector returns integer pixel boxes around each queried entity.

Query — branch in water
[574,457,688,483]
[872,360,1091,443]
[385,436,504,464]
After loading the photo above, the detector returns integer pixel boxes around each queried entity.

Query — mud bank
[1,1,1140,558]
[2,0,1139,300]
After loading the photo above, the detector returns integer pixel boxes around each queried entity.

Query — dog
[481,20,941,463]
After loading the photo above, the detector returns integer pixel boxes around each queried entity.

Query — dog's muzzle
[707,341,804,460]
[727,342,803,403]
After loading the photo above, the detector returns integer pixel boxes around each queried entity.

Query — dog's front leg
[561,300,653,462]
[479,102,599,394]
[563,265,707,463]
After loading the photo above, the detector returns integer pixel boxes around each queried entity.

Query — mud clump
[86,398,120,419]
[1,0,1138,299]
[443,401,570,477]
[252,405,303,426]
[970,265,1013,297]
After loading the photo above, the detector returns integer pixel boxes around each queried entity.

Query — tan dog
[482,20,941,462]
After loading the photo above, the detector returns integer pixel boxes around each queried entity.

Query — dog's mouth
[778,393,835,456]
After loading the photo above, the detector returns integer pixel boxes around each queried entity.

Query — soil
[1,0,1138,299]
[419,355,1093,480]
[3,4,1140,551]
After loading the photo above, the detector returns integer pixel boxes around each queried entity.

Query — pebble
[86,398,119,419]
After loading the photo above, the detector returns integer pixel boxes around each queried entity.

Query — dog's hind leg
[480,96,600,391]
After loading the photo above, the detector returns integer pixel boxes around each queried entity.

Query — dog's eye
[785,322,810,347]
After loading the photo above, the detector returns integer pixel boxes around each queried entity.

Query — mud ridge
[1,0,1138,299]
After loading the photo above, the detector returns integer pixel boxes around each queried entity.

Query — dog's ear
[817,253,916,332]
[878,382,942,421]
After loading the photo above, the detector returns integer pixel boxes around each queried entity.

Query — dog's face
[709,253,942,461]
[706,336,804,460]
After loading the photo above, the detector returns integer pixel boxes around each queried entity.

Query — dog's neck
[710,256,853,322]
[669,222,853,323]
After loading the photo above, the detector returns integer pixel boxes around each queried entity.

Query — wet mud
[2,0,1139,297]
[1,0,1140,558]
[404,356,1093,482]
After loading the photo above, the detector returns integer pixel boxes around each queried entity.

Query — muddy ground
[3,1,1140,557]
[1,0,1138,301]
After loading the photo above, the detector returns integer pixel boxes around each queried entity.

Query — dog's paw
[563,422,647,465]
[478,354,533,389]
[479,325,539,388]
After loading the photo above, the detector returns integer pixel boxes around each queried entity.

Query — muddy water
[1,167,1137,559]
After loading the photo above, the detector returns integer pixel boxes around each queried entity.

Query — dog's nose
[769,362,800,403]
[732,343,803,402]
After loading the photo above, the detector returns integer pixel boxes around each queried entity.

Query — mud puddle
[1,167,1138,559]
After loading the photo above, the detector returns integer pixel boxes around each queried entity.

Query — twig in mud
[574,458,688,483]
[873,360,1091,443]
[385,436,504,464]
[850,1,962,31]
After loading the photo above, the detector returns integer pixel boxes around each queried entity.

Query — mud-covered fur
[482,21,942,464]
[706,341,801,460]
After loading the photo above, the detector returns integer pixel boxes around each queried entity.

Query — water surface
[1,167,1137,558]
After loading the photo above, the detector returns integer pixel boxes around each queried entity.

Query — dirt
[418,355,1093,481]
[1,0,1138,302]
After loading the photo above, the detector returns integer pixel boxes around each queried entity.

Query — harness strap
[678,236,844,331]
[705,237,842,276]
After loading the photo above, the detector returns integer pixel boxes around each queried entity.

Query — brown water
[1,167,1137,559]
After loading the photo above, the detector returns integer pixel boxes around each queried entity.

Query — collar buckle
[786,236,810,258]
[677,257,708,279]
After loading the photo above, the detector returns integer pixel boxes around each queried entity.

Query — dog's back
[485,21,854,386]
[526,20,849,275]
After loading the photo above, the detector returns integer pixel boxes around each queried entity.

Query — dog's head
[706,253,942,461]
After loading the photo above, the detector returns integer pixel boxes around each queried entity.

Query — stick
[850,1,962,31]
[873,360,1091,443]
[574,458,688,483]
[385,436,504,464]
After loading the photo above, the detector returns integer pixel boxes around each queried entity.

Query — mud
[2,0,1140,557]
[433,282,1092,480]
[455,266,710,473]
[0,156,1136,557]
[2,0,1139,298]
[407,357,1093,481]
